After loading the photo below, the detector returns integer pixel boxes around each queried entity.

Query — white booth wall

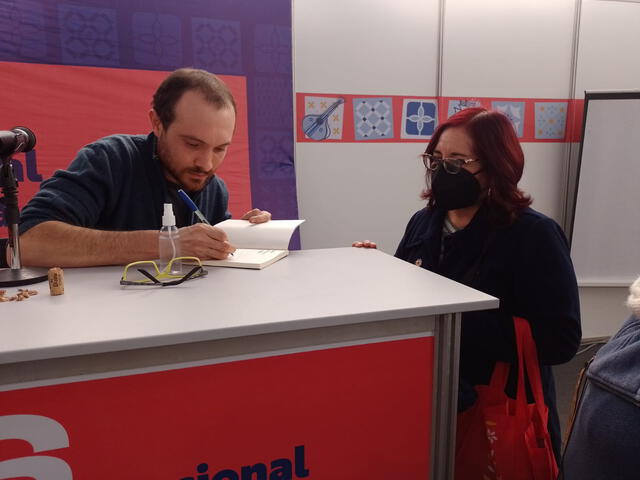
[293,0,640,339]
[572,0,640,338]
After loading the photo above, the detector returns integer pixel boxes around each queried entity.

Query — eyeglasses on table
[120,256,207,286]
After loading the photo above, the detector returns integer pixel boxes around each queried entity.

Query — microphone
[0,126,37,156]
[0,124,47,286]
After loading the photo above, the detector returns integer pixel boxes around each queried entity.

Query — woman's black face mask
[431,167,483,211]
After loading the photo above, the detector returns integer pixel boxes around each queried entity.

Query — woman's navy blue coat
[395,205,581,458]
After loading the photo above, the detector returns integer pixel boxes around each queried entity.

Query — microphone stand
[0,154,48,287]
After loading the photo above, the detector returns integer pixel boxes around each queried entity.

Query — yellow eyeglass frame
[120,256,207,286]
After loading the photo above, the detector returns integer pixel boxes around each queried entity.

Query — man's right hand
[179,223,236,259]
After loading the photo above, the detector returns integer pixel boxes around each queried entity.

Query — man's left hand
[241,208,271,224]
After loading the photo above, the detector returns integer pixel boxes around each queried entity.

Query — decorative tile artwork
[0,1,47,60]
[254,76,293,129]
[492,101,525,138]
[401,99,437,139]
[296,92,582,143]
[58,4,120,66]
[447,99,483,118]
[133,12,182,68]
[192,18,243,74]
[302,96,345,140]
[535,102,568,140]
[354,97,394,140]
[254,130,294,180]
[254,24,291,74]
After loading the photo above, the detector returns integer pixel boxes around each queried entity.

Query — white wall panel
[440,0,577,235]
[570,1,640,338]
[293,0,440,253]
[574,0,640,95]
[441,0,576,98]
[579,286,630,339]
[294,0,440,95]
[519,143,570,222]
[296,143,426,253]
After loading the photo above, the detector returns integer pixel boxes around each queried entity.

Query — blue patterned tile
[192,18,242,74]
[401,99,437,139]
[354,98,394,141]
[447,99,482,118]
[535,102,568,140]
[58,4,119,66]
[253,130,294,180]
[254,24,291,74]
[0,0,47,60]
[132,12,181,68]
[253,76,293,129]
[492,101,525,138]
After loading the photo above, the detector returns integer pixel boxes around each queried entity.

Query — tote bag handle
[486,317,549,427]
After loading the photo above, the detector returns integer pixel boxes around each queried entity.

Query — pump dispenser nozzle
[162,203,176,227]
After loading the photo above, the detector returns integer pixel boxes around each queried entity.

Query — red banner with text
[1,336,433,479]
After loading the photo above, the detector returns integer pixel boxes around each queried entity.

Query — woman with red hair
[394,107,581,463]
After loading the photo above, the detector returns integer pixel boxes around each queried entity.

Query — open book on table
[201,219,305,269]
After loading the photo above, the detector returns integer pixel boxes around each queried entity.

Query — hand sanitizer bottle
[159,203,182,274]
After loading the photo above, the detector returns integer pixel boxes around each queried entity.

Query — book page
[214,219,305,250]
[200,249,288,269]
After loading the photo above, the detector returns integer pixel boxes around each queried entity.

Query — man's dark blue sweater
[20,133,231,235]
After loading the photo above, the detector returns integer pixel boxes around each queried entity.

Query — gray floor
[553,341,605,445]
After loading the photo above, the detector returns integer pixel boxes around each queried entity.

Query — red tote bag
[454,317,558,480]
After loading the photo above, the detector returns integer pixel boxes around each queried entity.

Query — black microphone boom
[0,127,37,156]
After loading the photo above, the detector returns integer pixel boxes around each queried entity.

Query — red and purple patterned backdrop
[0,0,297,243]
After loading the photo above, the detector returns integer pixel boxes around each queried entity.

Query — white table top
[1,248,498,364]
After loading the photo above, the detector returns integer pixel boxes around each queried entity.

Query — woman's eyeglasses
[420,153,480,174]
[120,256,207,286]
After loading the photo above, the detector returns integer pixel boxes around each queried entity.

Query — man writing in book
[18,68,270,267]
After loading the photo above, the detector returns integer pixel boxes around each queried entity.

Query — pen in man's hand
[177,189,234,256]
[177,189,210,225]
